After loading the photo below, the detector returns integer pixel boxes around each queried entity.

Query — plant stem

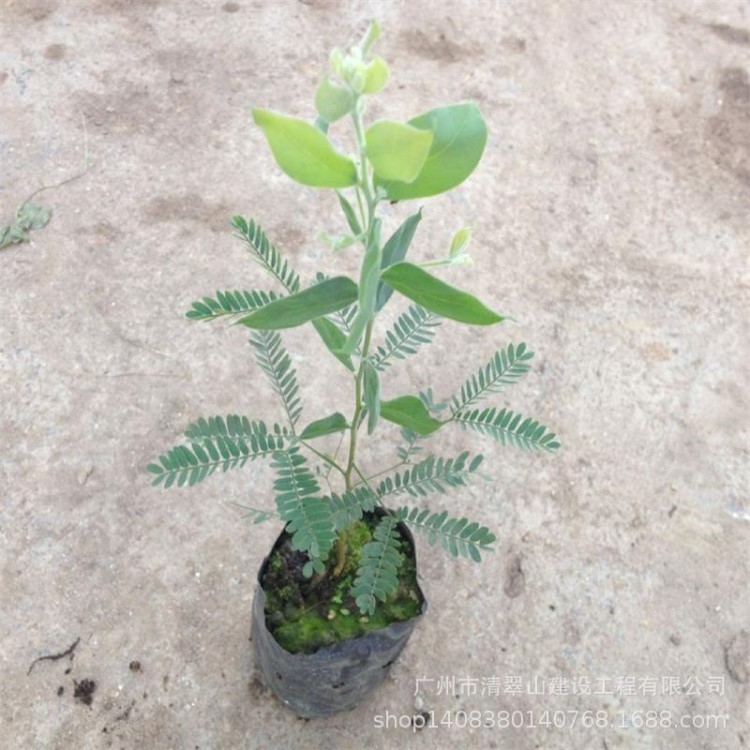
[300,440,347,479]
[333,96,378,578]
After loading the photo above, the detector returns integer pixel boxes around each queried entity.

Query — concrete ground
[1,0,748,748]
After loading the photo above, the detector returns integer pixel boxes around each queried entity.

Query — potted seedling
[147,22,560,718]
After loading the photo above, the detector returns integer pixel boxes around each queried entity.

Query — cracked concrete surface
[1,1,749,748]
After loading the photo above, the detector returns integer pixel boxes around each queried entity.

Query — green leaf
[362,56,389,94]
[397,506,495,561]
[315,78,354,123]
[451,342,534,412]
[372,305,440,371]
[363,360,381,435]
[330,487,377,532]
[350,514,403,615]
[18,203,51,230]
[186,289,280,321]
[228,502,276,524]
[252,108,358,188]
[337,192,362,236]
[381,395,443,436]
[453,407,561,451]
[299,412,348,440]
[380,262,504,326]
[231,217,301,292]
[311,317,355,371]
[1,202,52,250]
[341,219,381,354]
[375,210,422,311]
[375,103,487,200]
[249,331,303,429]
[450,227,471,257]
[148,419,285,489]
[377,452,485,500]
[271,448,335,561]
[364,120,433,183]
[238,276,358,330]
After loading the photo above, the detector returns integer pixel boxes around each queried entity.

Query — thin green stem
[300,440,347,479]
[334,95,380,577]
[360,460,408,486]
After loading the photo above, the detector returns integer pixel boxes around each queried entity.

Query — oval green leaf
[374,103,487,200]
[381,396,443,436]
[252,108,357,188]
[362,56,390,94]
[315,78,354,123]
[300,412,349,440]
[380,262,503,325]
[238,276,358,330]
[365,120,433,183]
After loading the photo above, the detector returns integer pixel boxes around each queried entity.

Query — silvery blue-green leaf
[363,360,381,435]
[380,262,504,326]
[375,210,422,311]
[315,78,354,123]
[299,412,349,440]
[341,219,381,354]
[312,317,355,371]
[238,276,358,330]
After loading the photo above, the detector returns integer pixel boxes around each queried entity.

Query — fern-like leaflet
[147,418,285,488]
[453,407,561,451]
[186,289,280,322]
[250,331,303,430]
[350,514,403,615]
[271,448,335,572]
[372,305,440,371]
[184,414,290,441]
[395,428,423,462]
[227,502,276,524]
[329,487,378,532]
[376,452,485,499]
[397,506,496,562]
[450,342,534,413]
[232,216,301,293]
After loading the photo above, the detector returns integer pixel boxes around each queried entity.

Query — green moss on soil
[262,514,423,654]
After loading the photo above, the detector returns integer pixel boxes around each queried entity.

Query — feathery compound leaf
[147,420,285,489]
[451,342,534,412]
[231,216,301,293]
[397,506,496,562]
[376,452,485,500]
[350,514,404,615]
[395,428,423,462]
[453,407,561,452]
[228,502,277,524]
[271,448,335,561]
[249,331,303,430]
[372,305,440,371]
[184,414,290,441]
[329,487,378,532]
[186,289,280,321]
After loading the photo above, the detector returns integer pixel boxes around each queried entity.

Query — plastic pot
[251,517,426,718]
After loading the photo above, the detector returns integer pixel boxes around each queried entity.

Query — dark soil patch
[262,513,423,654]
[73,678,96,706]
